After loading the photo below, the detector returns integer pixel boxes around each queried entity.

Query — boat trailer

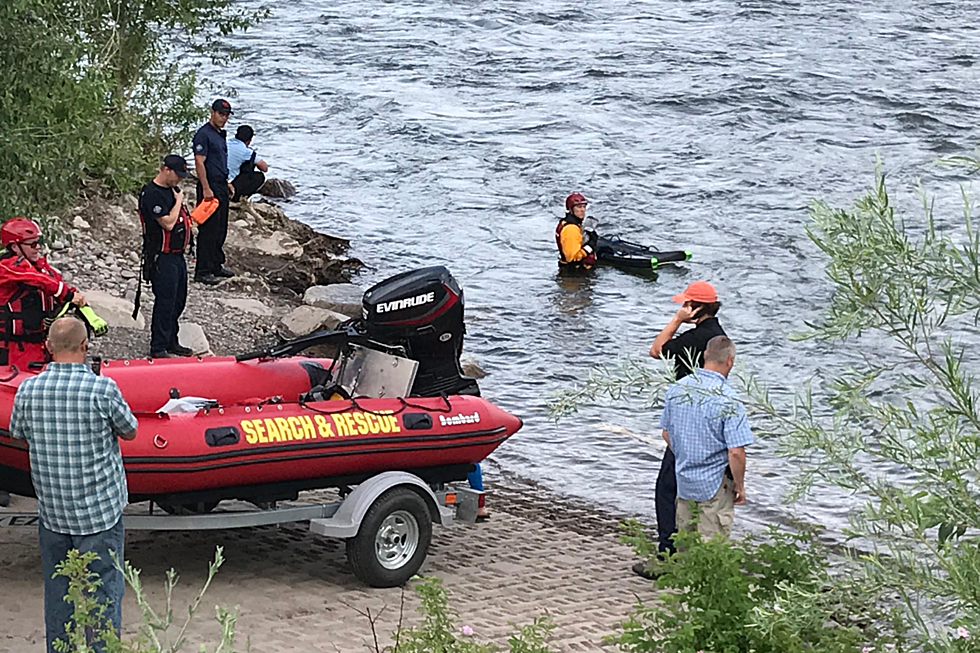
[0,471,483,588]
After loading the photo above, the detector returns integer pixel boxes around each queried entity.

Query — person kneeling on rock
[227,125,270,202]
[0,217,89,370]
[138,155,194,358]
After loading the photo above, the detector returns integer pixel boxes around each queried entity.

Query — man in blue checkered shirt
[660,335,752,539]
[10,317,138,652]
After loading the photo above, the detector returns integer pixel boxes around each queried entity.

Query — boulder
[177,322,212,356]
[460,353,487,379]
[278,305,348,339]
[218,297,274,317]
[259,178,297,199]
[253,231,304,259]
[72,216,90,230]
[224,223,303,259]
[86,290,144,330]
[303,284,363,317]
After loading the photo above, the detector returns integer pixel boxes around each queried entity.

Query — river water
[200,0,980,533]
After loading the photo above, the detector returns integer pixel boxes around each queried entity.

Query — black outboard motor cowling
[362,266,479,397]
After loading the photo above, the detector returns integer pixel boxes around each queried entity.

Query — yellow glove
[78,305,109,337]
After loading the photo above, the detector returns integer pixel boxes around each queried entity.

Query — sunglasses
[21,241,40,249]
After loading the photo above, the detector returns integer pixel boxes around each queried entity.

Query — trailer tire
[346,487,432,588]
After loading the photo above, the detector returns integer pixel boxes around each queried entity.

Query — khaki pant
[676,474,735,539]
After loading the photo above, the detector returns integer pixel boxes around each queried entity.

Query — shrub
[51,547,240,653]
[614,522,892,653]
[381,576,555,653]
[0,0,265,223]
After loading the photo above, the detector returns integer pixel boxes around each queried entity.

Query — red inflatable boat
[0,266,523,511]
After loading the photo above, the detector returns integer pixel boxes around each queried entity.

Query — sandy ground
[0,466,656,652]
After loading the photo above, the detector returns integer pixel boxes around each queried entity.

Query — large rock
[177,322,212,356]
[460,353,487,379]
[218,297,274,317]
[303,284,363,317]
[278,305,348,339]
[259,178,297,199]
[86,290,144,330]
[254,231,304,259]
[225,223,303,259]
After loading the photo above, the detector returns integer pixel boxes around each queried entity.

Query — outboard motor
[362,266,479,397]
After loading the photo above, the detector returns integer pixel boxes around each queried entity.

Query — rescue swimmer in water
[555,192,692,272]
[556,192,598,271]
[0,217,108,371]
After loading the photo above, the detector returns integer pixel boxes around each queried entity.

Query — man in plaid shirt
[10,317,138,652]
[661,335,752,539]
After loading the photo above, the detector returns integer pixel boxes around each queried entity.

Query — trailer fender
[309,471,451,539]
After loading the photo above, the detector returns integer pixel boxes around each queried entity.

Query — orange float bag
[190,198,220,225]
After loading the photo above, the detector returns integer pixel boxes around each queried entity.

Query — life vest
[556,213,594,267]
[0,253,70,344]
[555,214,580,264]
[139,204,191,255]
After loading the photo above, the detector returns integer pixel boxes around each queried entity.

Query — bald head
[47,317,88,359]
[704,335,736,376]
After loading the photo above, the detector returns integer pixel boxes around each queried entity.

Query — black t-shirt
[138,182,186,254]
[660,316,726,379]
[192,122,229,184]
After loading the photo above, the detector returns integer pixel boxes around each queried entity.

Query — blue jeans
[39,517,125,653]
[655,448,677,554]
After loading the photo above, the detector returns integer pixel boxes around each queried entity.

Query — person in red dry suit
[0,217,87,370]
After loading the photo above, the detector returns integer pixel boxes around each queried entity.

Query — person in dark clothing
[227,125,270,201]
[192,99,235,286]
[138,155,193,358]
[633,280,726,580]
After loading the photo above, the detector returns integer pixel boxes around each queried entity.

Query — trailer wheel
[346,487,432,588]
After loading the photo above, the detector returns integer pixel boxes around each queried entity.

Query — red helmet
[1,217,41,248]
[565,192,589,212]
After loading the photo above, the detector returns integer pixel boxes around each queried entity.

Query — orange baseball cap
[672,281,717,303]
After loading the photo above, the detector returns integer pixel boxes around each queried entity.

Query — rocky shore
[48,185,364,360]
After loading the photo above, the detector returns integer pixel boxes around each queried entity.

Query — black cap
[211,98,233,115]
[163,154,191,178]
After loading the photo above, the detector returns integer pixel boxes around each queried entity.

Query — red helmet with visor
[1,217,41,248]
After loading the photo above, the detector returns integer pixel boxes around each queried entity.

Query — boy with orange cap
[634,280,726,578]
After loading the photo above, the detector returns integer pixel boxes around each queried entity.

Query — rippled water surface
[201,0,980,531]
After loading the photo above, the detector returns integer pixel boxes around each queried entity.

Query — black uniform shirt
[660,316,726,379]
[192,122,229,184]
[138,182,186,254]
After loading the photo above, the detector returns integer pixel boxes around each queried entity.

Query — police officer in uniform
[139,155,193,358]
[0,218,86,370]
[556,192,597,270]
[192,99,236,285]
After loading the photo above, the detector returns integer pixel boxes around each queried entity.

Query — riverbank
[48,187,362,359]
[0,464,654,652]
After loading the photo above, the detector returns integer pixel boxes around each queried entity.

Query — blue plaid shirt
[10,363,138,534]
[660,369,753,501]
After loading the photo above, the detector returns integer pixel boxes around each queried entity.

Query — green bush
[614,523,896,653]
[383,576,554,653]
[0,0,265,223]
[51,546,239,653]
